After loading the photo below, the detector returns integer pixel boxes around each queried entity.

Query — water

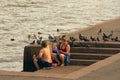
[0,0,120,71]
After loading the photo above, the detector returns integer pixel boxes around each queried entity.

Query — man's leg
[33,58,39,70]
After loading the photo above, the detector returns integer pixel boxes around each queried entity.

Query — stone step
[70,47,120,54]
[69,42,120,48]
[70,53,112,60]
[70,59,99,66]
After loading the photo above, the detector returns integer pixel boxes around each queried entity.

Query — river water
[0,0,120,71]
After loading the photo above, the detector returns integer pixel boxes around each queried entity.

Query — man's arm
[37,49,44,59]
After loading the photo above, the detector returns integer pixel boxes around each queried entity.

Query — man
[33,40,52,70]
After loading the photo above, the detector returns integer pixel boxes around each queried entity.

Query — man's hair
[41,40,48,48]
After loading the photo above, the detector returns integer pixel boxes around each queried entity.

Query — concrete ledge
[65,52,120,79]
[71,47,120,54]
[0,52,120,80]
[71,41,120,48]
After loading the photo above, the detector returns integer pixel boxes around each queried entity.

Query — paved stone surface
[77,59,120,80]
[0,76,67,80]
[0,58,120,80]
[0,66,84,80]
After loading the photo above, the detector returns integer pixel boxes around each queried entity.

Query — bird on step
[37,36,42,45]
[111,36,119,42]
[79,33,85,40]
[103,36,109,41]
[83,37,89,42]
[69,36,77,42]
[96,37,100,41]
[48,34,56,42]
[30,40,35,44]
[90,36,96,41]
[98,28,102,34]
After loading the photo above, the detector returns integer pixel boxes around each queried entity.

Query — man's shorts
[37,59,52,68]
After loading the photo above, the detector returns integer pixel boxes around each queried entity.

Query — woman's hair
[41,40,48,48]
[62,38,67,42]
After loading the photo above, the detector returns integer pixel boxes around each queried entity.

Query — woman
[59,38,70,66]
[51,42,61,66]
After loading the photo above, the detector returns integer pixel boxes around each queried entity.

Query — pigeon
[30,40,35,44]
[79,33,85,40]
[98,28,102,34]
[69,36,76,42]
[48,34,54,39]
[108,31,113,38]
[83,37,89,42]
[38,32,42,35]
[111,36,119,42]
[96,37,100,41]
[103,36,109,41]
[103,33,108,38]
[37,36,42,44]
[48,34,56,42]
[90,36,96,41]
[103,32,112,39]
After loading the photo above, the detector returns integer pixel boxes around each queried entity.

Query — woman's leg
[60,54,64,66]
[51,53,61,65]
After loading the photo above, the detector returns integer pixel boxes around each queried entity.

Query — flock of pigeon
[69,28,120,42]
[10,28,120,47]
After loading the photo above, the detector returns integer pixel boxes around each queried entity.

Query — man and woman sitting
[33,38,70,70]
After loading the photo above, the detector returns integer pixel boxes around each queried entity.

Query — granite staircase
[70,42,120,66]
